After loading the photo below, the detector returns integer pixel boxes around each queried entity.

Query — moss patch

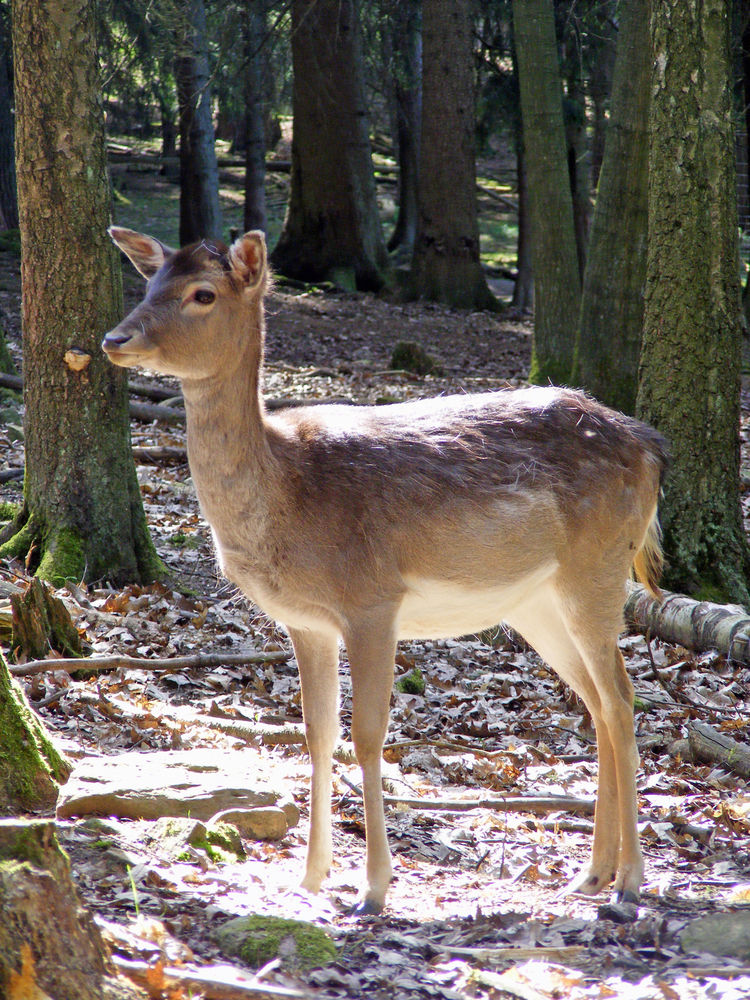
[396,667,425,695]
[215,915,337,972]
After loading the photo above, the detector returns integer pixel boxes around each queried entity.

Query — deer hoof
[351,898,384,917]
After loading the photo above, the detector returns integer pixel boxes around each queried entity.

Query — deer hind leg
[289,627,341,896]
[344,621,398,915]
[505,586,642,902]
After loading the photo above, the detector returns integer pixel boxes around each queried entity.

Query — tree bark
[175,0,222,243]
[386,0,421,259]
[574,0,650,414]
[636,0,750,604]
[4,0,162,586]
[410,0,496,310]
[243,1,267,233]
[271,0,387,291]
[512,0,581,383]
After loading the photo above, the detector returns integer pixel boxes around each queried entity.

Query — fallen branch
[112,955,307,1000]
[625,583,750,663]
[339,776,595,816]
[10,649,291,678]
[437,944,585,964]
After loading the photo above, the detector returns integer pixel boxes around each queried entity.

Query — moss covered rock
[215,914,337,971]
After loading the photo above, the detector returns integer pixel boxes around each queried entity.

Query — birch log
[625,583,750,662]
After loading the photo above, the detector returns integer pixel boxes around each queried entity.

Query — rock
[57,748,284,822]
[210,805,292,841]
[0,818,145,999]
[215,914,337,972]
[204,820,245,858]
[146,816,208,857]
[680,911,750,959]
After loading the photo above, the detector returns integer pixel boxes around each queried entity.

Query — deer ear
[109,227,172,279]
[228,231,267,290]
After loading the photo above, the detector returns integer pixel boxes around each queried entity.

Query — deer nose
[101,330,133,352]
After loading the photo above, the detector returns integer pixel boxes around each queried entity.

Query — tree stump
[0,819,145,999]
[10,577,83,661]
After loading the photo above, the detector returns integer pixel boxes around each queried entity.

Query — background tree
[575,0,650,413]
[243,0,267,233]
[175,0,222,243]
[271,0,387,290]
[0,3,17,232]
[637,0,750,603]
[1,0,161,585]
[512,0,581,383]
[385,0,422,259]
[410,0,496,310]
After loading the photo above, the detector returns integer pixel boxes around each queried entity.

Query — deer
[102,227,668,916]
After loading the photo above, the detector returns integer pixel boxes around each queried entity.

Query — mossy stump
[0,649,71,814]
[0,819,145,999]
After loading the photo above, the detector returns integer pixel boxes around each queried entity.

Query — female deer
[103,228,667,914]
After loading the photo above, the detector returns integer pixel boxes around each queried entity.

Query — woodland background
[1,2,750,999]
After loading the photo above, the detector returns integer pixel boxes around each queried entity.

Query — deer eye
[194,288,215,305]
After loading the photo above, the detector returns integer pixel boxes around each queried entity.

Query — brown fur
[104,227,668,913]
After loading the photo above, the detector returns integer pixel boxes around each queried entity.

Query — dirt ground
[2,241,750,1000]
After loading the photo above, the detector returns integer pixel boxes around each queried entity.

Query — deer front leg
[345,620,398,915]
[289,627,341,896]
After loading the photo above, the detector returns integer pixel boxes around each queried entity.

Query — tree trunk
[574,0,650,414]
[243,1,267,233]
[512,124,534,311]
[588,2,617,192]
[0,651,70,814]
[3,0,162,587]
[636,0,750,604]
[512,0,581,383]
[175,0,222,244]
[387,0,421,260]
[0,21,18,231]
[271,0,387,291]
[410,0,496,310]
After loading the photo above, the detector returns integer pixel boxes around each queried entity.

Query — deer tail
[632,508,663,601]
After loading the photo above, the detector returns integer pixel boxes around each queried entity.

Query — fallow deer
[102,228,668,915]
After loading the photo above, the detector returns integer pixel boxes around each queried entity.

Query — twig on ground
[111,955,308,1000]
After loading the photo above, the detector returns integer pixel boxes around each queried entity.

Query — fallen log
[686,722,750,778]
[625,583,750,663]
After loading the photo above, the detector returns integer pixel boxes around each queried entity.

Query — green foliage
[396,667,425,695]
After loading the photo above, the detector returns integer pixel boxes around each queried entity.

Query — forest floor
[2,181,750,999]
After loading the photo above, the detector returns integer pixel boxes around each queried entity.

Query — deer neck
[179,321,270,515]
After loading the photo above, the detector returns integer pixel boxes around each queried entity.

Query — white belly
[396,563,557,640]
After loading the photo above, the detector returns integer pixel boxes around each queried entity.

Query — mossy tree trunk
[2,0,161,587]
[574,0,651,414]
[271,0,388,291]
[0,651,70,814]
[410,0,496,311]
[636,0,750,604]
[512,0,581,383]
[242,1,267,234]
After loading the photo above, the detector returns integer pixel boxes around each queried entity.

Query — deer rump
[216,385,666,643]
